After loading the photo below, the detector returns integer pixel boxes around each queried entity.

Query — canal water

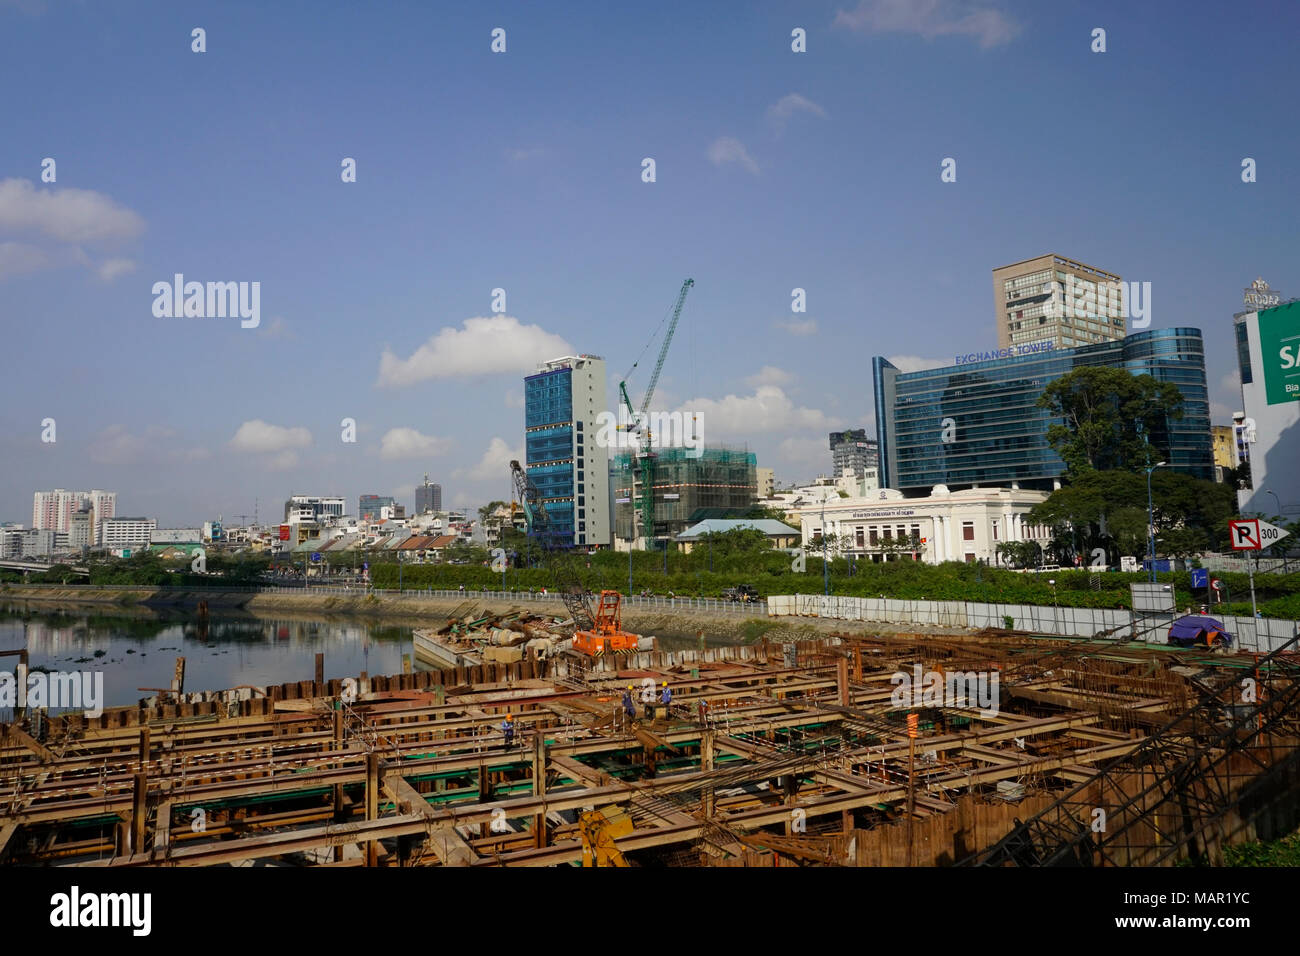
[0,604,414,710]
[0,604,725,711]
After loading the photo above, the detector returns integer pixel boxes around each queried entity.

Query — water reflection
[0,604,412,708]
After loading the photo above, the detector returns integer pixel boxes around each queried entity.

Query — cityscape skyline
[3,1,1298,526]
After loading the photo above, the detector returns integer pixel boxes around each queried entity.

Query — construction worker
[622,685,636,726]
[501,713,515,749]
[660,681,672,716]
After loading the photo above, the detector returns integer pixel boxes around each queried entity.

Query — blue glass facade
[873,328,1213,494]
[524,367,576,546]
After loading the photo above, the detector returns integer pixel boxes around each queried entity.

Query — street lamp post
[1048,578,1058,631]
[821,495,830,597]
[1145,460,1166,583]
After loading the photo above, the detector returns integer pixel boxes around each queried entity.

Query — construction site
[1,621,1297,867]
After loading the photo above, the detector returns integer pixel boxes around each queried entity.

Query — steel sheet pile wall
[768,594,1297,652]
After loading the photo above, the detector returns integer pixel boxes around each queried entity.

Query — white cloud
[377,316,574,387]
[1209,401,1234,425]
[89,424,164,465]
[676,385,839,437]
[88,424,212,466]
[96,257,136,281]
[745,366,795,388]
[834,0,1022,48]
[257,315,293,339]
[0,178,145,242]
[707,137,760,176]
[777,318,818,336]
[229,420,313,454]
[886,354,949,372]
[767,93,828,131]
[379,427,453,460]
[266,451,300,471]
[778,436,830,470]
[0,241,50,278]
[463,437,524,482]
[505,147,547,162]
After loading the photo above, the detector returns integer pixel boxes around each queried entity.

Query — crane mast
[619,278,693,549]
[510,460,594,630]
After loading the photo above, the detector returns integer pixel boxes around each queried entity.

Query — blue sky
[2,0,1298,526]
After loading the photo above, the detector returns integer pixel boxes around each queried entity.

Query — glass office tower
[873,328,1213,495]
[524,355,611,548]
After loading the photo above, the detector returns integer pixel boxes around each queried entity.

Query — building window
[992,520,999,540]
[869,528,878,546]
[856,528,865,548]
[962,521,974,541]
[965,553,976,563]
[579,510,585,518]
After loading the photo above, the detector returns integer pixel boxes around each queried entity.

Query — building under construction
[613,446,757,546]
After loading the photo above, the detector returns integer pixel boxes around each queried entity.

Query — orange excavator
[510,460,640,656]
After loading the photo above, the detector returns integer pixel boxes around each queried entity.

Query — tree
[698,527,772,557]
[805,532,853,557]
[1160,526,1208,561]
[1038,366,1184,475]
[996,541,1042,569]
[743,505,794,525]
[1225,461,1252,491]
[1029,470,1236,561]
[478,500,509,524]
[875,532,923,561]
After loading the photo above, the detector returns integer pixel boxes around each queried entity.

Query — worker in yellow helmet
[621,685,636,724]
[660,681,672,712]
[501,712,515,749]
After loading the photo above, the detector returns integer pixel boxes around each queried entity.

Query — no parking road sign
[1230,519,1290,551]
[1230,520,1260,550]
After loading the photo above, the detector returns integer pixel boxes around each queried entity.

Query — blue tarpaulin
[1168,615,1232,648]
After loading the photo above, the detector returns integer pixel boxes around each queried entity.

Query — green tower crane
[618,278,694,549]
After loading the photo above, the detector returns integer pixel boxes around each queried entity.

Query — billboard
[1258,301,1300,406]
[279,524,291,541]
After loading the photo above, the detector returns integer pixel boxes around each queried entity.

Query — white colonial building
[796,485,1052,565]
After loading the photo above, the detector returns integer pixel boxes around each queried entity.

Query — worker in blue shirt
[501,713,515,749]
[622,685,636,727]
[660,682,672,715]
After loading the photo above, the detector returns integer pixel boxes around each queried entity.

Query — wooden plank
[383,774,476,866]
[4,725,56,764]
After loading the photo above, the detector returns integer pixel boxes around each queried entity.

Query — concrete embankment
[0,584,977,644]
